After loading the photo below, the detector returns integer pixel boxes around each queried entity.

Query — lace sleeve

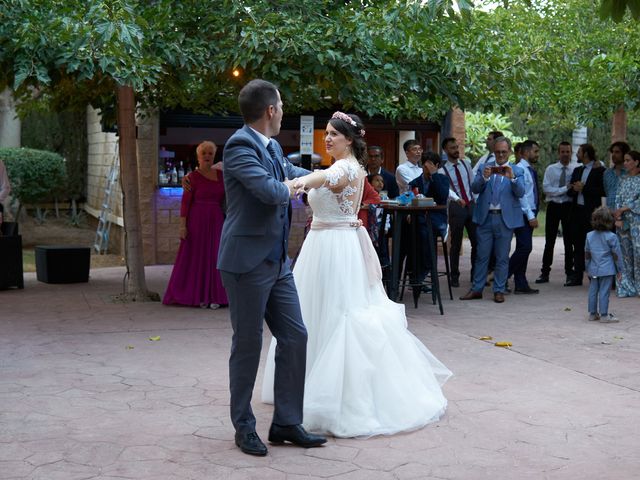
[324,160,359,191]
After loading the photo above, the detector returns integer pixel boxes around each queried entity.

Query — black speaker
[0,233,24,290]
[35,245,90,284]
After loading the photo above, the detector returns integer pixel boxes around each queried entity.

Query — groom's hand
[284,179,298,198]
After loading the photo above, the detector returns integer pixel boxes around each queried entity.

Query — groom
[218,79,326,456]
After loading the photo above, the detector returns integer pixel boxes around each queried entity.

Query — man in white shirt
[508,140,540,294]
[472,130,504,176]
[395,140,423,194]
[440,137,477,287]
[535,142,576,284]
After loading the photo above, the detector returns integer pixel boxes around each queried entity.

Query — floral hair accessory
[331,111,365,137]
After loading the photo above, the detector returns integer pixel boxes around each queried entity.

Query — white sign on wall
[300,115,314,155]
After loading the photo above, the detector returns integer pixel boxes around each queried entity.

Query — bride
[262,112,452,438]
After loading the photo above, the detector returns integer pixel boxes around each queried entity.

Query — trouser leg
[471,219,491,293]
[447,202,466,282]
[598,275,614,315]
[541,202,561,276]
[588,276,598,314]
[492,215,513,293]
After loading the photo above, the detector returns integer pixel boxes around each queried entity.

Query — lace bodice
[307,158,366,222]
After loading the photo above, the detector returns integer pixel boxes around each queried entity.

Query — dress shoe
[493,292,505,303]
[514,287,539,295]
[235,431,267,456]
[268,424,326,448]
[459,290,482,300]
[451,279,460,288]
[564,278,583,287]
[535,275,549,284]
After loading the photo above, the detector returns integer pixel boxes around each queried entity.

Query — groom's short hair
[238,79,279,123]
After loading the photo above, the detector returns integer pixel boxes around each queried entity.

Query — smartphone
[490,166,506,175]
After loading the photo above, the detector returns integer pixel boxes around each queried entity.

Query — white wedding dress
[262,158,452,438]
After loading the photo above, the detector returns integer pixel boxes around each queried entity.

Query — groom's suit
[471,162,525,293]
[219,125,310,434]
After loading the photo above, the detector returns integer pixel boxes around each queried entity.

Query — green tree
[599,0,640,21]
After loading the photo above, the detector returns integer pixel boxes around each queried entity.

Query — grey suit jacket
[218,125,309,274]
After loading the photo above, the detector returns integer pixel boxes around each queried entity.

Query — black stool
[436,231,453,300]
[399,230,453,302]
[0,222,24,289]
[35,245,90,283]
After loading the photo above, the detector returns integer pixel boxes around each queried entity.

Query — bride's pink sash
[310,220,382,285]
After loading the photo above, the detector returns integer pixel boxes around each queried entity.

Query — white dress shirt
[516,158,537,221]
[472,152,495,176]
[577,162,594,206]
[442,158,473,203]
[542,161,576,204]
[395,161,422,194]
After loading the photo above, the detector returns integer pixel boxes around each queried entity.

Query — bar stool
[399,229,453,302]
[436,227,453,300]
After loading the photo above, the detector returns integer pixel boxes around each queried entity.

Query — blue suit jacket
[218,126,309,273]
[472,163,526,229]
[380,168,400,199]
[408,172,449,233]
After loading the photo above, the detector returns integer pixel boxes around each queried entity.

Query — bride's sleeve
[323,161,353,192]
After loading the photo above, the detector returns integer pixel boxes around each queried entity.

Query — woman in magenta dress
[163,141,228,308]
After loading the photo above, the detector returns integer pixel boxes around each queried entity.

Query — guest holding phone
[460,137,526,304]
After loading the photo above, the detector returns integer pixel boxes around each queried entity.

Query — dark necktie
[559,166,567,188]
[528,166,539,210]
[266,140,282,180]
[453,163,470,204]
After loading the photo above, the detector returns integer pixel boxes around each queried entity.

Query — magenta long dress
[163,170,228,306]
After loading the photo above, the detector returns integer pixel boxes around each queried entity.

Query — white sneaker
[600,314,619,323]
[209,303,221,310]
[588,313,600,322]
[199,303,209,309]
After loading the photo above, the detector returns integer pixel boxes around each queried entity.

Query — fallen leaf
[479,336,493,341]
[564,307,572,311]
[125,345,134,350]
[494,341,512,348]
[149,336,161,342]
[613,336,624,340]
[601,341,611,345]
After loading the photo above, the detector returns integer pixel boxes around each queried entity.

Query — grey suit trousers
[221,259,307,434]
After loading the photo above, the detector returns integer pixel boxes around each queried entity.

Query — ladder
[94,148,120,254]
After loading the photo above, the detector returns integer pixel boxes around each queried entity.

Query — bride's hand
[293,178,309,195]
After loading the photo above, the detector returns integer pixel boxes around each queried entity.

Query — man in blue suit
[460,137,526,303]
[366,146,399,199]
[218,79,326,456]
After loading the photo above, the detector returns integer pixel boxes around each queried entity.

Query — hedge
[0,147,67,206]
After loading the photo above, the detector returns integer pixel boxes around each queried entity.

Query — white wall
[397,131,416,164]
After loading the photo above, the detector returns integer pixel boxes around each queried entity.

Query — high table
[379,203,447,314]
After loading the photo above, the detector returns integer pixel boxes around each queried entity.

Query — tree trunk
[116,85,159,302]
[611,106,627,143]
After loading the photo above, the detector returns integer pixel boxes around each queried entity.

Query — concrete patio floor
[1,238,639,479]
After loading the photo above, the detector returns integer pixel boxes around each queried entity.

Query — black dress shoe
[451,279,460,288]
[514,287,539,294]
[564,279,583,287]
[534,275,549,284]
[235,431,267,456]
[268,424,326,448]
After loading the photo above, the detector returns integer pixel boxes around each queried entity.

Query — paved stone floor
[1,238,639,479]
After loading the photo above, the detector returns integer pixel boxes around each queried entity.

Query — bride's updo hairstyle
[329,111,368,167]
